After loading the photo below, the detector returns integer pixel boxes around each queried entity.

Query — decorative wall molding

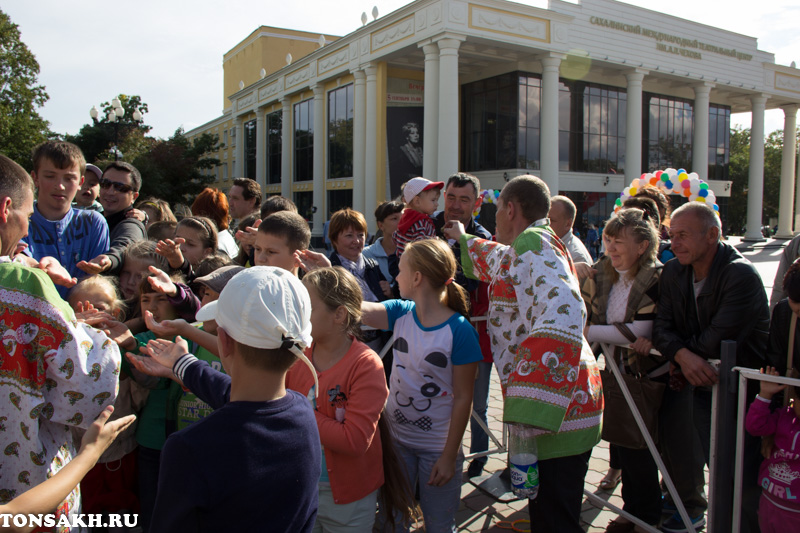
[259,81,281,101]
[318,48,350,75]
[372,15,415,52]
[286,66,311,89]
[776,73,800,94]
[236,93,255,111]
[469,4,550,43]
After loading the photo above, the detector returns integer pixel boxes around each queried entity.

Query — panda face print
[392,337,450,412]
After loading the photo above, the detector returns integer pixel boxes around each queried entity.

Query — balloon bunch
[614,168,719,215]
[474,189,502,219]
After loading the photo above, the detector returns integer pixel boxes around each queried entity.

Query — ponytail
[445,281,470,318]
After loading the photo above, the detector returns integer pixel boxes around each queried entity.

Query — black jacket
[105,206,147,274]
[432,212,491,293]
[766,299,800,374]
[653,242,769,370]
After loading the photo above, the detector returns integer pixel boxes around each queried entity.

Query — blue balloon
[698,189,708,197]
[665,182,673,189]
[713,204,719,210]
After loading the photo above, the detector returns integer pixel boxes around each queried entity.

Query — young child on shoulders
[745,366,800,532]
[393,177,444,257]
[286,266,413,531]
[362,238,482,532]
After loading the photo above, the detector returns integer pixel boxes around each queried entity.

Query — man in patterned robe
[444,174,602,533]
[0,155,119,528]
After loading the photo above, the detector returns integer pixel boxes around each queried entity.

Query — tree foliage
[0,8,51,169]
[133,128,220,206]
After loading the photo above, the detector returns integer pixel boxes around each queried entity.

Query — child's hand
[77,254,112,275]
[428,454,456,486]
[39,256,78,287]
[759,366,787,400]
[78,406,136,461]
[76,306,115,324]
[235,219,261,248]
[126,352,176,380]
[156,239,186,269]
[140,336,191,369]
[147,266,178,297]
[126,208,147,223]
[93,318,137,352]
[143,310,188,338]
[295,249,331,272]
[442,220,466,241]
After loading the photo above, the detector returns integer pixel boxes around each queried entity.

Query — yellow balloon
[629,187,637,196]
[695,197,706,203]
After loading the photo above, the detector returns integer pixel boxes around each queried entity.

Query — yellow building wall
[222,26,339,109]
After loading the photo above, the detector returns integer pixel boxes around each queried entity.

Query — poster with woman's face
[386,78,425,199]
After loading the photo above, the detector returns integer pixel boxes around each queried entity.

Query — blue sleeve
[150,433,202,533]
[450,316,483,366]
[86,211,110,258]
[182,359,231,409]
[382,299,415,331]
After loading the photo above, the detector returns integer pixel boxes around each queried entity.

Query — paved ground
[411,236,789,532]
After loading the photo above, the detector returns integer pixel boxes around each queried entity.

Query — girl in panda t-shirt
[362,238,482,533]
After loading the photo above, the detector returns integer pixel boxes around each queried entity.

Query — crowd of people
[0,139,797,533]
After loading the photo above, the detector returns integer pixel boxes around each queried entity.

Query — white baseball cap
[85,164,103,181]
[403,177,444,204]
[196,266,312,356]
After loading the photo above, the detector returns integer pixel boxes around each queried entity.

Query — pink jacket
[746,396,800,509]
[286,339,389,504]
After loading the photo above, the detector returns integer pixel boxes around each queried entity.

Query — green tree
[727,126,787,234]
[133,128,220,205]
[0,8,51,169]
[66,94,151,164]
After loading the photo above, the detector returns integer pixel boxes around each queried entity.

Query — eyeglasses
[99,178,134,194]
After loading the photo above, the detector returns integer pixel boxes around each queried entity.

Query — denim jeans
[395,443,464,533]
[469,361,493,466]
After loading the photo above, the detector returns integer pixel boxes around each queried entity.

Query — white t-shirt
[217,229,239,258]
[383,299,483,452]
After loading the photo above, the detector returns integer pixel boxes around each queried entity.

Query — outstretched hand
[140,336,191,370]
[77,254,112,276]
[126,352,176,380]
[143,310,188,338]
[147,266,178,297]
[79,406,136,460]
[39,256,78,287]
[156,238,186,269]
[235,218,262,249]
[295,249,332,273]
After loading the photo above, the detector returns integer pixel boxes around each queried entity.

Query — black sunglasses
[99,178,134,194]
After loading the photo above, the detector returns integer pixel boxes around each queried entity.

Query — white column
[364,64,379,232]
[625,69,647,183]
[280,97,292,199]
[692,83,713,181]
[233,117,244,178]
[255,108,266,196]
[421,42,440,179]
[539,54,562,194]
[777,105,798,237]
[312,84,325,237]
[745,95,768,241]
[437,36,463,180]
[796,141,800,231]
[352,69,367,215]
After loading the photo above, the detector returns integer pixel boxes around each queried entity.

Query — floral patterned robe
[460,222,603,460]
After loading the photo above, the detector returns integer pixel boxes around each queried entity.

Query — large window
[565,82,627,173]
[644,95,693,172]
[708,104,730,180]
[462,73,519,171]
[328,190,353,217]
[243,119,257,180]
[328,84,354,179]
[294,99,314,182]
[293,191,314,229]
[266,111,282,185]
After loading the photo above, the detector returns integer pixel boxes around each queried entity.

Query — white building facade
[187,0,800,240]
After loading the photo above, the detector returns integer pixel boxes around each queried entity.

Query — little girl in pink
[745,366,800,532]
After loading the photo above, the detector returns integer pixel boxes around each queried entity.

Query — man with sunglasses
[77,162,146,276]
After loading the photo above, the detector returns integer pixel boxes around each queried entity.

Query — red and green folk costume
[0,259,120,528]
[459,221,603,460]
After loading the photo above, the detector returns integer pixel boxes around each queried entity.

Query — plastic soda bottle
[507,423,539,499]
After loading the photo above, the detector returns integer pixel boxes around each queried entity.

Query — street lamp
[89,98,143,161]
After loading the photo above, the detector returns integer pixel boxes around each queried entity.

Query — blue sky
[4,0,798,140]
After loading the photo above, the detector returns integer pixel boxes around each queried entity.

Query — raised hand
[442,220,466,241]
[79,406,136,459]
[759,366,787,400]
[147,266,178,297]
[140,336,191,370]
[295,249,332,273]
[143,310,188,338]
[235,218,261,249]
[39,256,78,287]
[77,254,112,275]
[126,352,176,380]
[156,238,186,269]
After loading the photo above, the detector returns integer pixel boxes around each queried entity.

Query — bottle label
[509,453,539,491]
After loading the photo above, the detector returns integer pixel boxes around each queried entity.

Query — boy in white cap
[131,266,321,532]
[392,176,444,257]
